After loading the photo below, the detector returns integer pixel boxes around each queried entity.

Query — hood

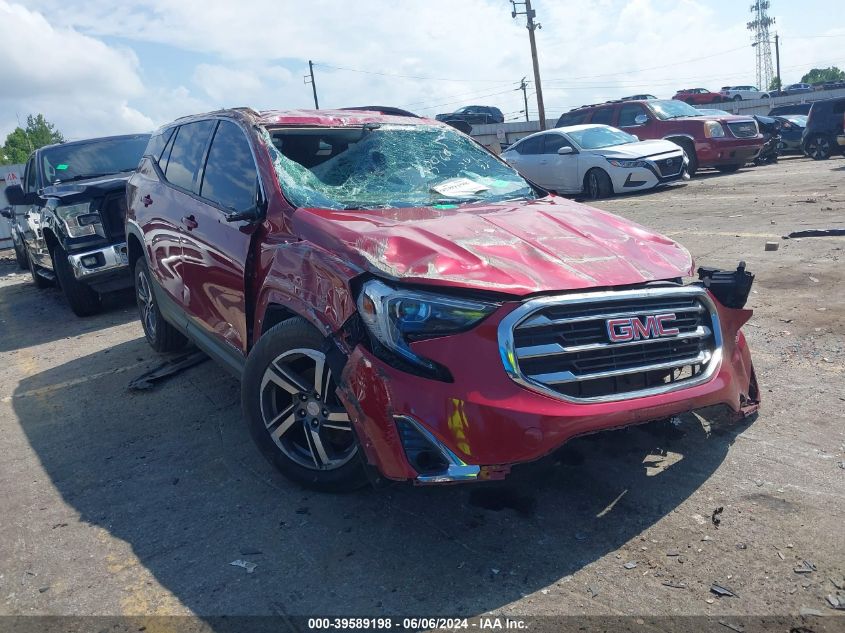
[291,196,694,296]
[586,139,682,159]
[41,174,130,201]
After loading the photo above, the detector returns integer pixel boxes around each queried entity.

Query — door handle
[142,194,153,207]
[181,215,198,230]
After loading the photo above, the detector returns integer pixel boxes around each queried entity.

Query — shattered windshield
[263,124,535,210]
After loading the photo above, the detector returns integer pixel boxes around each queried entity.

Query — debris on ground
[718,620,744,633]
[666,549,680,557]
[765,241,779,251]
[128,351,208,391]
[624,561,638,569]
[784,228,845,239]
[710,583,736,598]
[794,560,817,574]
[229,559,257,574]
[799,607,825,617]
[662,580,686,589]
[826,593,845,610]
[712,506,724,528]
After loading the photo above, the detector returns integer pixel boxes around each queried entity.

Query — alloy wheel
[259,349,357,471]
[588,173,599,198]
[136,268,157,339]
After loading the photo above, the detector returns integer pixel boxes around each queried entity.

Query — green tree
[800,66,845,85]
[0,114,64,165]
[769,77,782,91]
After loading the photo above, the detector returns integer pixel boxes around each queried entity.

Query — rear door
[178,119,260,369]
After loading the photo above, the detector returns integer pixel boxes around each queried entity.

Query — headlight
[704,121,726,138]
[607,158,647,168]
[55,203,105,238]
[357,279,497,370]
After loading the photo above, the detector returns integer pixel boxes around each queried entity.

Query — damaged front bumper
[338,285,759,484]
[67,242,131,291]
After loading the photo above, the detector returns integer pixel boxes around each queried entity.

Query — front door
[536,133,580,193]
[178,119,259,366]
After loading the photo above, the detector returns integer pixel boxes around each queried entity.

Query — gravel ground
[0,155,843,625]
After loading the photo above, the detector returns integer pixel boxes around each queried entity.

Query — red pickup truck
[556,99,764,174]
[126,107,759,491]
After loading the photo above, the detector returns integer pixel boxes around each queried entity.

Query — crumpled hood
[41,174,130,201]
[291,196,694,296]
[589,139,683,160]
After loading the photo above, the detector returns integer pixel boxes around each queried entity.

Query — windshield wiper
[53,172,117,183]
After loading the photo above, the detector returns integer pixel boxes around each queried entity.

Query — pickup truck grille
[727,120,758,138]
[655,155,684,177]
[98,192,128,241]
[498,287,722,403]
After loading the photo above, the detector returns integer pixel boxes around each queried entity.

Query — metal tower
[747,0,775,89]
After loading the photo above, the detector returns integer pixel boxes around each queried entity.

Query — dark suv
[435,105,504,126]
[556,99,763,175]
[4,134,149,315]
[802,97,845,160]
[126,107,759,492]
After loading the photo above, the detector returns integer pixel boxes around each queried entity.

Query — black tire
[805,134,833,160]
[715,164,742,173]
[134,257,187,352]
[242,317,368,493]
[14,240,27,269]
[583,168,613,200]
[53,244,102,316]
[732,95,742,101]
[28,250,52,289]
[675,139,698,176]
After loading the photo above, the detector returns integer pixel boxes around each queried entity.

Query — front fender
[253,240,363,346]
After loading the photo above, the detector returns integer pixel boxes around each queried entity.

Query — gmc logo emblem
[606,313,680,343]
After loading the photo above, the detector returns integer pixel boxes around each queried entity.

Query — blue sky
[1,0,843,140]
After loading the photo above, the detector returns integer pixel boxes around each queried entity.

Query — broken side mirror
[634,114,649,125]
[698,261,755,309]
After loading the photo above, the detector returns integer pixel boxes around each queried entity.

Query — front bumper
[338,294,759,484]
[696,137,763,166]
[68,242,130,285]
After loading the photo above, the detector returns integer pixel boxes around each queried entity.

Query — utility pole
[511,0,546,129]
[774,33,781,89]
[519,77,529,122]
[305,60,319,109]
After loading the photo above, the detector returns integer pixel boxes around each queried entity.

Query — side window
[832,101,845,115]
[200,121,258,213]
[542,134,572,154]
[591,108,615,125]
[159,128,177,174]
[145,128,175,165]
[618,103,646,127]
[558,111,588,126]
[165,120,215,193]
[516,136,543,155]
[24,157,37,192]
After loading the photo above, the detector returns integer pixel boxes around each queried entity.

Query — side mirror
[634,114,649,125]
[4,184,28,206]
[632,135,640,141]
[557,146,575,155]
[0,207,12,219]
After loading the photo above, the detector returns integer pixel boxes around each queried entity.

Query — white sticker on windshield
[431,177,490,198]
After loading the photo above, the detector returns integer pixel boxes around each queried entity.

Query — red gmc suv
[556,99,763,175]
[126,108,759,491]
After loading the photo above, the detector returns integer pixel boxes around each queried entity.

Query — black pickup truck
[3,134,149,316]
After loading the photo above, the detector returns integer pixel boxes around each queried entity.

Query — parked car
[4,134,149,315]
[434,105,504,126]
[802,96,845,160]
[621,94,658,101]
[720,86,769,101]
[772,114,807,153]
[782,83,814,95]
[555,99,763,175]
[823,79,845,90]
[768,103,812,116]
[501,124,687,199]
[673,88,723,105]
[752,116,781,165]
[126,108,760,491]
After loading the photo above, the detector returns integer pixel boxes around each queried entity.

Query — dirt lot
[0,156,843,625]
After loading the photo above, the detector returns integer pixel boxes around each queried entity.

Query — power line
[312,62,511,83]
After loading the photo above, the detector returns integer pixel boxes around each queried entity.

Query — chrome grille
[727,120,758,138]
[498,286,722,403]
[655,156,684,178]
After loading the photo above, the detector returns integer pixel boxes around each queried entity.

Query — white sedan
[501,124,688,199]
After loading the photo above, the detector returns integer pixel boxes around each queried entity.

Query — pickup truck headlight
[704,121,726,138]
[357,279,497,370]
[55,203,105,238]
[607,159,647,168]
